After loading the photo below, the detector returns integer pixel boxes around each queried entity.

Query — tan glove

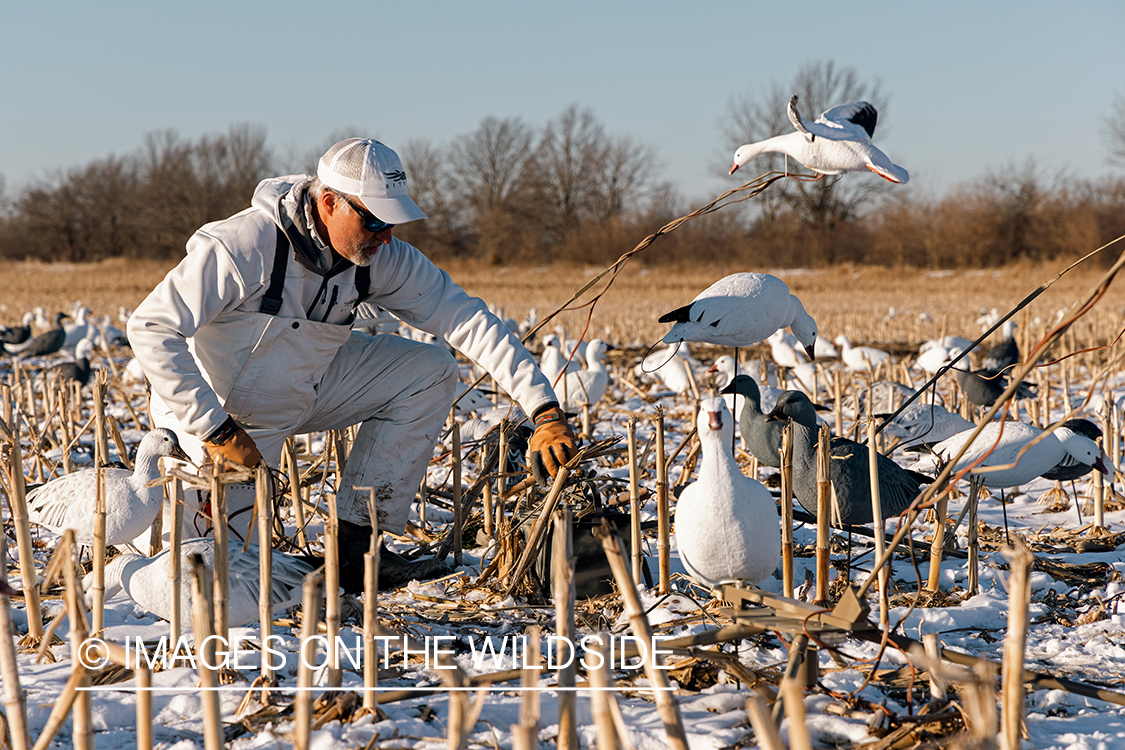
[526,405,577,484]
[203,417,263,470]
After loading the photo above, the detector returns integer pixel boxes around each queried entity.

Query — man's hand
[203,417,263,469]
[526,405,577,485]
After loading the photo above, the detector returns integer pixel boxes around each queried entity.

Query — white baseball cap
[317,138,427,224]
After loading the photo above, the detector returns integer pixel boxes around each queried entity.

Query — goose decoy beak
[1095,456,1109,476]
[729,162,740,176]
[708,410,723,431]
[804,344,816,361]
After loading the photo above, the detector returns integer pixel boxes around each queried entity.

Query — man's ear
[320,190,339,217]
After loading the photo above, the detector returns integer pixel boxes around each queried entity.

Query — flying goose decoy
[730,96,909,184]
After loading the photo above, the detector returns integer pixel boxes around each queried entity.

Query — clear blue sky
[3,2,1123,205]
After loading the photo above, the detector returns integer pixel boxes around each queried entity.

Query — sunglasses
[336,193,395,233]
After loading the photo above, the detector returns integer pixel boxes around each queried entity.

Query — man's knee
[424,345,459,398]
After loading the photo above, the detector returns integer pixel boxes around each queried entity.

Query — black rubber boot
[335,519,451,594]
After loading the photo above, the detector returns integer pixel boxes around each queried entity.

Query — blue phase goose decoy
[88,539,314,627]
[721,374,786,468]
[951,361,1036,408]
[980,320,1020,374]
[674,397,779,588]
[27,428,189,546]
[765,390,928,526]
[2,312,69,358]
[659,272,817,354]
[729,96,909,184]
[0,312,35,346]
[1039,418,1106,482]
[47,338,96,386]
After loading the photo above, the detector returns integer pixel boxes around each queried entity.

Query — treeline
[2,115,1123,268]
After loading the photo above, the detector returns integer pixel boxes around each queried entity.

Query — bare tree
[1106,92,1125,168]
[720,60,896,256]
[448,116,537,217]
[532,105,655,237]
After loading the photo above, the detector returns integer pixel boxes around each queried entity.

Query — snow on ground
[4,342,1125,749]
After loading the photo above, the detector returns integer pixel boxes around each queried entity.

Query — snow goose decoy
[767,330,809,369]
[539,334,579,386]
[915,335,974,375]
[729,96,909,184]
[766,390,928,525]
[840,380,921,420]
[674,397,779,589]
[908,420,1106,489]
[835,335,891,372]
[2,312,69,358]
[721,374,787,468]
[62,306,92,350]
[27,428,189,546]
[640,342,697,399]
[880,401,974,450]
[560,339,612,411]
[89,539,314,627]
[659,272,817,355]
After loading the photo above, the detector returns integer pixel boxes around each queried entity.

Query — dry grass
[3,256,1124,359]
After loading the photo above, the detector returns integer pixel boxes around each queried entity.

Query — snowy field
[3,295,1125,750]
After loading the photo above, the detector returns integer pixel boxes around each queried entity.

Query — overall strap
[347,265,372,325]
[260,224,290,316]
[355,265,370,304]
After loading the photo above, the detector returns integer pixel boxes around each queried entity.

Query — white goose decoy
[453,381,494,417]
[561,339,611,411]
[909,420,1107,488]
[729,96,909,184]
[62,306,92,350]
[28,428,188,546]
[915,338,970,375]
[835,334,891,372]
[659,272,817,355]
[88,539,314,627]
[707,354,745,417]
[767,329,808,369]
[674,397,779,588]
[641,342,697,398]
[881,401,974,450]
[539,334,579,386]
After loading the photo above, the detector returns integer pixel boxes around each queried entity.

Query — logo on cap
[384,169,407,185]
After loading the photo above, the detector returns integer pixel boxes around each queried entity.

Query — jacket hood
[251,175,338,276]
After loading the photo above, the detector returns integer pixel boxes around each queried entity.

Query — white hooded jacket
[128,176,557,441]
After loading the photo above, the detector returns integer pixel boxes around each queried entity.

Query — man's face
[320,192,394,266]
